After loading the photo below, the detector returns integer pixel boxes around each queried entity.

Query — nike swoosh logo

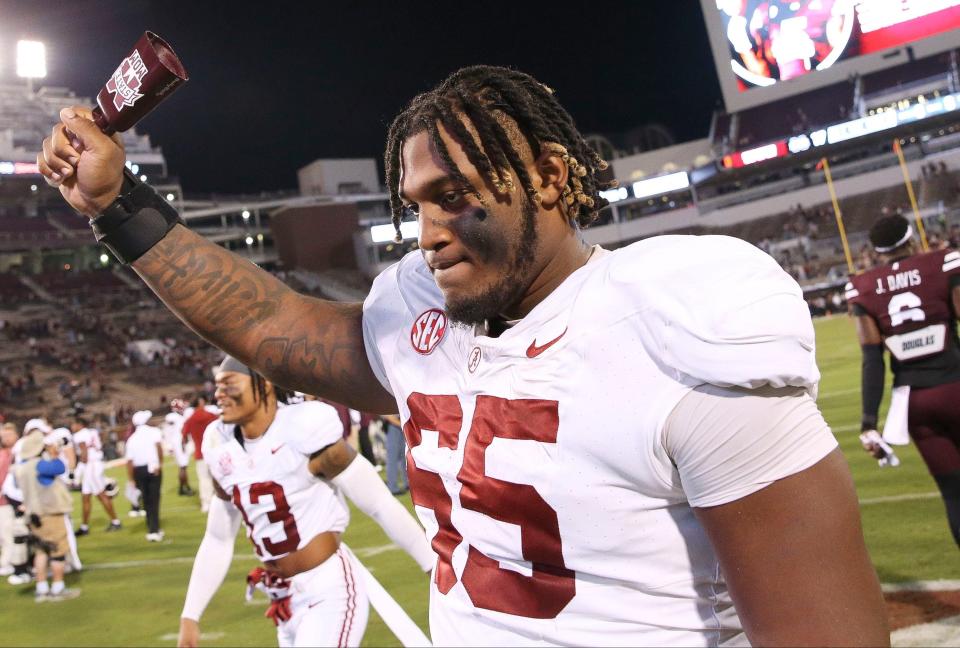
[271,444,284,455]
[526,328,567,358]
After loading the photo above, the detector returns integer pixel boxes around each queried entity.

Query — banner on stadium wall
[0,161,40,175]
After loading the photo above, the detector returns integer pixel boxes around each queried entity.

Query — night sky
[0,1,721,194]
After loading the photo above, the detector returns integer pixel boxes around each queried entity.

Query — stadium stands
[735,82,855,147]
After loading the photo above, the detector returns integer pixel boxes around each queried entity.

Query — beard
[444,199,538,327]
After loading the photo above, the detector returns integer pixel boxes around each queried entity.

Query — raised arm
[40,107,394,413]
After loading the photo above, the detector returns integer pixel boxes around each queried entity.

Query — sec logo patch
[411,308,447,355]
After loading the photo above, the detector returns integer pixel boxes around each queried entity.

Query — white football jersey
[202,401,349,562]
[162,413,185,450]
[362,236,820,647]
[72,427,104,464]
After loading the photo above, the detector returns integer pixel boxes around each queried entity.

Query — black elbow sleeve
[861,344,885,430]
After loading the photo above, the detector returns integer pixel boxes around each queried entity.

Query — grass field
[0,314,957,646]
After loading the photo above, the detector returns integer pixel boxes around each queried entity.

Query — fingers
[50,123,81,165]
[42,136,74,181]
[37,151,63,187]
[59,105,109,153]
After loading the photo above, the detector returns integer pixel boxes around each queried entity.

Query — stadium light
[245,235,254,245]
[16,40,47,79]
[241,209,251,220]
[631,171,689,200]
[165,193,175,201]
[371,220,418,243]
[100,253,109,265]
[599,187,628,203]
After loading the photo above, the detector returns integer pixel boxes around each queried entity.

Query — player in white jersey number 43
[178,356,433,648]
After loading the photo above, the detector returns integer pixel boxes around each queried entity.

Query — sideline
[84,543,398,571]
[859,492,939,505]
[882,580,960,593]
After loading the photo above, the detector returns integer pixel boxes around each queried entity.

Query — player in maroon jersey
[846,215,960,547]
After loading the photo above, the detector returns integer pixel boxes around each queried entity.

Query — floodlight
[371,221,418,243]
[16,40,47,79]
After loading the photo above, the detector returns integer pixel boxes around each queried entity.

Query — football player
[71,417,122,535]
[847,214,960,547]
[162,404,195,496]
[177,356,433,647]
[45,66,887,645]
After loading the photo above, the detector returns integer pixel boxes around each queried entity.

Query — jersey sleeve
[286,401,347,456]
[362,262,402,395]
[942,250,960,287]
[362,252,446,400]
[663,383,838,507]
[844,279,866,311]
[612,236,820,393]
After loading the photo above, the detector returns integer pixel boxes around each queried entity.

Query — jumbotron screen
[712,0,960,92]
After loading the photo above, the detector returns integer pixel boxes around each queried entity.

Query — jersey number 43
[405,392,575,619]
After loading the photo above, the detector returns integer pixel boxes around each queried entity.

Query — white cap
[23,418,52,435]
[132,410,153,426]
[164,412,182,423]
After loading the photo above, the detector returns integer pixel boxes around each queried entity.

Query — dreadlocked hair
[384,65,616,242]
[248,368,295,410]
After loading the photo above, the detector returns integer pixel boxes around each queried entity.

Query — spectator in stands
[182,396,218,513]
[0,423,17,577]
[13,430,79,600]
[124,410,164,542]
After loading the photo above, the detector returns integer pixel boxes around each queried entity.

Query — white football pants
[276,545,369,648]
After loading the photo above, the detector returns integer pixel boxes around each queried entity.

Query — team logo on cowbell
[105,50,148,111]
[411,308,447,355]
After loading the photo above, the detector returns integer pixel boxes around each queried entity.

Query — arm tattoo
[136,225,285,335]
[133,225,394,411]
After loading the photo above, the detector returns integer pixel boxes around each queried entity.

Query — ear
[533,148,568,209]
